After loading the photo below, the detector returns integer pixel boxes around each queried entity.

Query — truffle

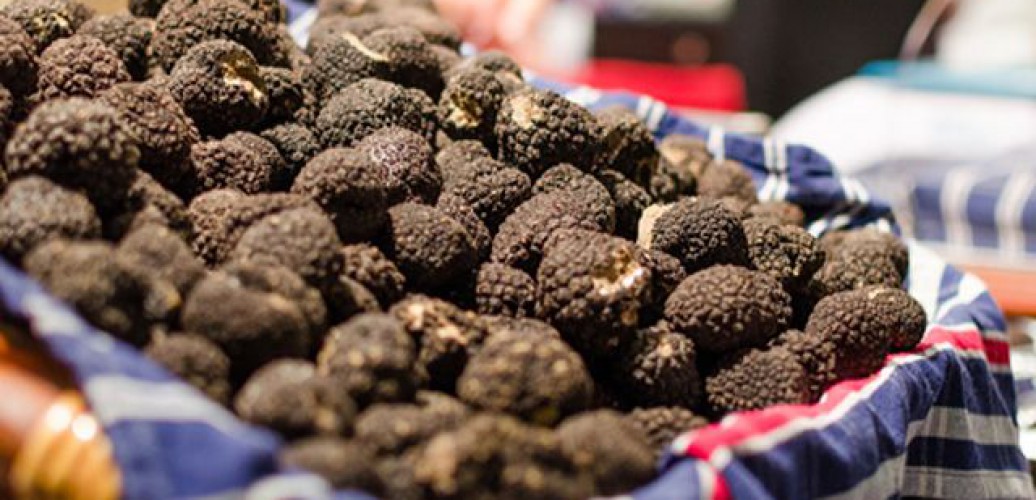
[457,327,593,426]
[665,265,792,352]
[235,359,357,439]
[362,26,443,99]
[322,274,382,325]
[594,106,659,187]
[474,263,535,318]
[382,6,462,50]
[229,206,342,289]
[259,66,305,126]
[384,203,477,291]
[532,163,616,232]
[259,123,321,187]
[822,228,909,278]
[598,169,651,240]
[356,126,441,204]
[317,313,419,407]
[767,329,837,401]
[696,159,759,213]
[705,346,811,414]
[748,200,806,227]
[117,223,205,296]
[636,248,687,319]
[609,321,702,409]
[78,14,151,80]
[743,218,825,291]
[437,66,506,147]
[167,40,269,137]
[31,34,129,102]
[494,88,602,176]
[648,197,750,272]
[144,333,231,404]
[0,176,101,262]
[3,98,138,211]
[814,228,909,294]
[354,401,467,456]
[151,0,284,72]
[1,0,92,51]
[440,149,532,230]
[291,147,394,242]
[626,407,708,458]
[104,169,191,241]
[339,243,406,307]
[280,438,385,494]
[657,134,710,192]
[535,230,652,356]
[490,192,610,272]
[436,193,492,261]
[315,78,436,148]
[0,14,39,98]
[556,409,657,496]
[188,135,277,195]
[302,29,391,104]
[187,190,318,265]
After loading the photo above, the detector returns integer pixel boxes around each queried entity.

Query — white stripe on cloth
[694,460,717,499]
[563,86,602,107]
[820,451,908,500]
[288,8,316,47]
[933,272,991,324]
[83,376,251,436]
[995,172,1036,257]
[245,473,332,500]
[901,466,1034,499]
[940,168,977,248]
[758,138,789,202]
[907,241,948,321]
[706,126,726,163]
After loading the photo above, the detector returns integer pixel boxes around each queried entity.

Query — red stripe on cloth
[917,326,1010,366]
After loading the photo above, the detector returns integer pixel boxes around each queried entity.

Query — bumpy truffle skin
[318,313,419,407]
[610,322,702,409]
[24,240,164,346]
[881,287,927,351]
[78,14,150,81]
[105,170,191,240]
[436,193,492,261]
[767,329,837,401]
[384,203,476,291]
[636,248,687,319]
[357,126,441,204]
[649,197,750,273]
[440,151,532,230]
[32,34,129,102]
[230,206,343,289]
[100,83,199,194]
[302,31,390,105]
[533,163,616,232]
[291,147,394,243]
[259,66,304,126]
[187,190,317,265]
[438,67,506,147]
[0,176,100,262]
[363,26,443,99]
[316,78,436,149]
[280,438,385,494]
[354,401,467,456]
[0,14,39,98]
[626,407,708,458]
[457,327,593,426]
[706,347,811,414]
[389,294,490,392]
[3,98,138,210]
[235,359,357,439]
[145,333,231,404]
[188,136,274,196]
[167,40,269,137]
[1,0,92,51]
[594,106,659,187]
[535,230,653,356]
[748,200,805,227]
[598,169,651,239]
[414,413,592,500]
[824,228,909,278]
[556,410,657,496]
[665,265,792,352]
[117,223,205,296]
[657,134,710,191]
[259,123,320,186]
[494,88,602,176]
[339,243,406,307]
[743,218,825,291]
[465,50,523,78]
[814,228,909,295]
[697,159,758,208]
[151,0,284,72]
[491,192,610,272]
[475,263,535,318]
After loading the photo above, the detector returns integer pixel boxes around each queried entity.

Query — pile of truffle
[0,0,927,497]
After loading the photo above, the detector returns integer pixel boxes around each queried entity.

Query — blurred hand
[433,0,553,50]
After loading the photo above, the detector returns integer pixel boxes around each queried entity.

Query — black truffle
[187,190,318,265]
[145,333,231,404]
[0,14,39,98]
[167,40,269,136]
[598,169,651,240]
[697,159,758,213]
[78,14,151,81]
[594,106,659,187]
[382,5,462,50]
[188,135,277,195]
[436,193,492,261]
[648,197,750,273]
[636,248,687,319]
[354,401,467,456]
[356,126,441,204]
[556,409,657,496]
[104,170,191,241]
[474,263,535,318]
[439,148,532,230]
[533,163,616,232]
[743,218,825,291]
[280,438,385,494]
[235,359,357,439]
[259,123,321,187]
[384,203,476,291]
[317,313,419,407]
[151,0,285,72]
[0,176,100,262]
[626,407,708,458]
[362,26,443,99]
[291,147,394,242]
[610,321,702,409]
[490,192,610,272]
[259,66,305,126]
[438,66,507,147]
[748,200,805,227]
[705,346,811,414]
[814,228,909,295]
[767,329,837,401]
[315,78,436,149]
[657,134,710,193]
[494,88,602,176]
[1,0,92,51]
[117,223,205,296]
[31,34,129,102]
[229,206,343,289]
[302,30,391,105]
[665,265,792,352]
[339,243,406,307]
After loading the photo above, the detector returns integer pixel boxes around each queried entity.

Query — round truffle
[384,203,477,291]
[594,106,659,187]
[626,407,708,459]
[437,66,506,147]
[494,88,602,176]
[356,126,441,204]
[339,243,406,307]
[610,321,702,409]
[743,218,825,291]
[291,147,394,243]
[1,0,92,51]
[440,152,532,231]
[474,263,535,318]
[32,34,130,102]
[145,333,231,405]
[235,359,357,439]
[280,438,385,494]
[229,206,343,289]
[490,192,610,272]
[556,409,657,496]
[151,0,285,72]
[0,14,39,98]
[317,313,419,408]
[649,197,750,273]
[315,78,436,148]
[78,14,151,80]
[705,347,811,414]
[0,176,100,262]
[533,163,616,232]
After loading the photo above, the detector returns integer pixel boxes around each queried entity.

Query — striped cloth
[1,16,1029,496]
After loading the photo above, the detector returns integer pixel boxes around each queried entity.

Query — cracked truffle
[767,329,837,401]
[3,98,138,210]
[117,223,205,296]
[354,401,467,456]
[594,106,659,187]
[626,407,708,458]
[235,359,357,439]
[748,200,805,227]
[145,333,231,404]
[0,176,100,262]
[535,230,652,356]
[24,239,169,346]
[649,197,750,272]
[389,294,490,392]
[657,134,710,193]
[610,321,702,409]
[598,169,651,240]
[457,324,592,425]
[280,438,385,494]
[556,409,657,496]
[440,150,531,230]
[339,243,405,307]
[151,0,285,72]
[474,263,535,318]
[259,123,320,187]
[490,192,610,272]
[318,313,419,407]
[743,218,824,291]
[229,206,343,289]
[438,66,506,147]
[99,82,199,194]
[187,190,317,265]
[533,163,616,232]
[316,78,436,148]
[357,126,441,204]
[494,88,602,176]
[188,135,277,195]
[665,265,792,352]
[697,159,758,213]
[32,34,129,102]
[302,31,391,105]
[436,193,492,261]
[0,14,39,98]
[167,40,268,137]
[259,66,305,126]
[363,26,443,99]
[705,346,811,414]
[1,0,92,51]
[384,203,476,291]
[291,147,394,243]
[78,14,151,80]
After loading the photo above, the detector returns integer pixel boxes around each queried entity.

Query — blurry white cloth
[938,0,1036,70]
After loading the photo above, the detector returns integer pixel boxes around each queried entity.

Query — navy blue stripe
[906,437,1028,472]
